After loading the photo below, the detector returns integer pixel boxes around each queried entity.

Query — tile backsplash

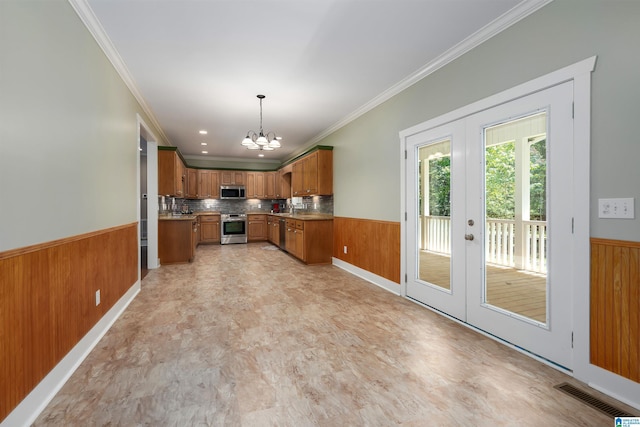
[168,195,333,215]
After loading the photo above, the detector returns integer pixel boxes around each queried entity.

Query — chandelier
[241,94,281,151]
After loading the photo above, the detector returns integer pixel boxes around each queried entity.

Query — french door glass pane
[483,112,548,324]
[418,140,451,290]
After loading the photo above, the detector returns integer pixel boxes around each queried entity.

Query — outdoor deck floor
[419,250,547,323]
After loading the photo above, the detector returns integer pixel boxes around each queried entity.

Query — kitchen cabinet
[264,172,276,199]
[246,172,265,199]
[285,219,296,255]
[199,214,220,243]
[159,217,197,264]
[277,169,292,199]
[291,149,332,196]
[198,170,219,199]
[158,149,186,197]
[284,217,333,264]
[268,215,280,245]
[247,172,278,199]
[285,219,305,260]
[248,214,267,241]
[294,220,305,260]
[292,161,303,196]
[185,168,198,198]
[221,170,246,185]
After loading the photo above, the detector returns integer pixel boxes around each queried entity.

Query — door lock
[465,234,475,241]
[468,219,475,226]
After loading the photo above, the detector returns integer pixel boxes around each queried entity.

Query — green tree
[485,141,515,219]
[429,156,450,216]
[529,139,546,220]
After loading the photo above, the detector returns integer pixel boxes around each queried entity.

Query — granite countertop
[159,214,197,221]
[193,211,221,216]
[267,212,334,221]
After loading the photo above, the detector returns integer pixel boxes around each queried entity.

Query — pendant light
[241,94,281,151]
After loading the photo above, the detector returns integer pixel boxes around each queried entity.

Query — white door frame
[400,57,640,410]
[137,114,159,271]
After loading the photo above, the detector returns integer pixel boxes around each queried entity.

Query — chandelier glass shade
[241,94,281,151]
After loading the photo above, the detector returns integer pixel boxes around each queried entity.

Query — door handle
[465,234,474,241]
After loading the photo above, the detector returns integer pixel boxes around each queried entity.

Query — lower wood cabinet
[267,215,280,244]
[284,218,333,264]
[159,217,197,264]
[199,214,220,244]
[248,214,267,241]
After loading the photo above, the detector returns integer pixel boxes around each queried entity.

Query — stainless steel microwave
[220,185,246,199]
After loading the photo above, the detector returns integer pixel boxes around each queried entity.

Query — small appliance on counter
[272,203,280,213]
[181,202,192,214]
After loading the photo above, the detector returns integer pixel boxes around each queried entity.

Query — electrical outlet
[258,203,261,209]
[95,290,101,306]
[598,198,635,219]
[343,246,348,254]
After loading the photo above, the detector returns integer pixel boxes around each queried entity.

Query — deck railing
[420,216,547,274]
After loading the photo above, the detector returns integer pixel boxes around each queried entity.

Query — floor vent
[554,383,635,418]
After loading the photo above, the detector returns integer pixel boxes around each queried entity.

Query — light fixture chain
[241,93,279,151]
[259,96,263,132]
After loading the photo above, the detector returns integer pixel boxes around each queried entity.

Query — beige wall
[0,0,167,252]
[326,0,640,242]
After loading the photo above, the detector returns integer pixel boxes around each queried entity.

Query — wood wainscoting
[590,237,640,383]
[0,223,138,422]
[332,217,400,284]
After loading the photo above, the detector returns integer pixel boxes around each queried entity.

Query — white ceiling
[82,0,535,163]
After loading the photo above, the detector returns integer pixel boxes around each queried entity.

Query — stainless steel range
[220,213,247,244]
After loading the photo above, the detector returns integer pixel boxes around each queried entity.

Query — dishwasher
[279,218,286,250]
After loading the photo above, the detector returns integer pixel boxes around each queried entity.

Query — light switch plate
[598,198,635,219]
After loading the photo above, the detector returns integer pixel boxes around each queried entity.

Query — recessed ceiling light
[258,154,264,157]
[199,130,207,135]
[201,151,208,154]
[200,142,207,146]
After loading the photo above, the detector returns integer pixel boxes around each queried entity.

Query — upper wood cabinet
[220,170,246,185]
[246,172,265,198]
[185,168,198,199]
[278,169,292,199]
[264,172,276,199]
[246,171,278,199]
[291,149,332,196]
[158,149,186,197]
[159,146,331,200]
[198,170,219,199]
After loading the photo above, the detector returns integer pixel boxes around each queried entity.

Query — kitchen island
[267,213,333,264]
[158,214,198,264]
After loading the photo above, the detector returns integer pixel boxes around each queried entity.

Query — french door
[405,81,574,369]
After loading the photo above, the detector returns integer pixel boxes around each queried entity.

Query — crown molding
[182,154,281,165]
[304,0,554,146]
[67,0,171,146]
[68,0,552,153]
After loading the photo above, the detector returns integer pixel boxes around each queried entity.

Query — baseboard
[332,257,401,296]
[1,281,141,427]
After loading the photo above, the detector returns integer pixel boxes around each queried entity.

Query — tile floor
[34,243,633,426]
